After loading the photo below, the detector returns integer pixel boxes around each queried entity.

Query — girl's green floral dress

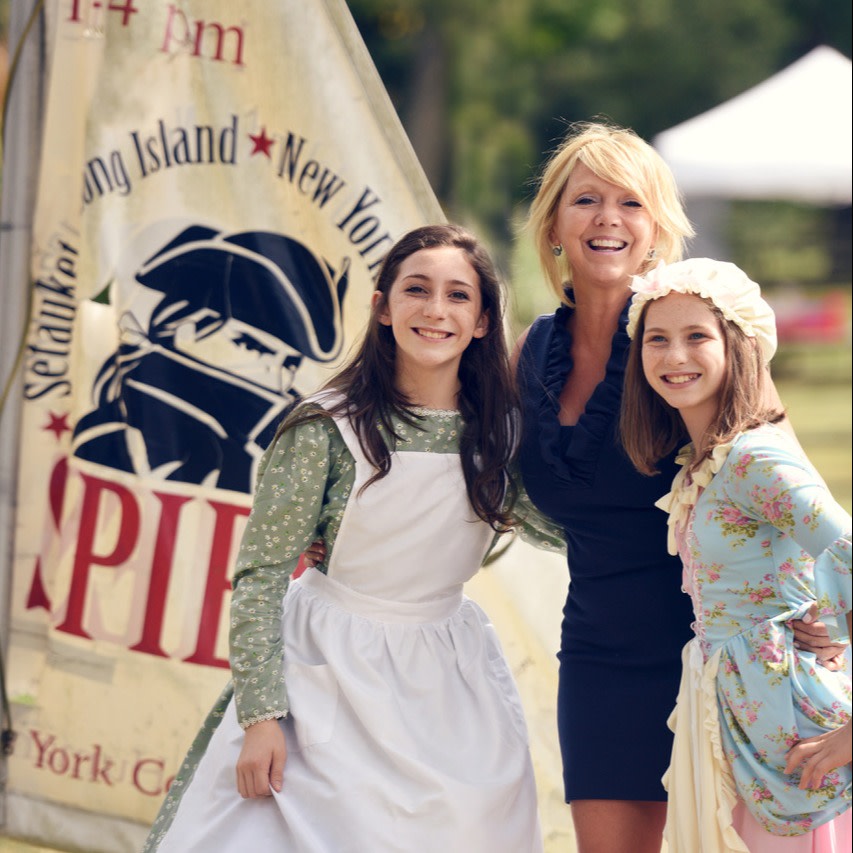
[143,403,564,852]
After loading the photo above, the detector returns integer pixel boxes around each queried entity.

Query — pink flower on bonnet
[626,258,778,362]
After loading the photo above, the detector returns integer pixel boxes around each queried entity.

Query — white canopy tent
[654,46,852,205]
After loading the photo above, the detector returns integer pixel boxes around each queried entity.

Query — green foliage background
[344,0,852,513]
[2,0,851,281]
[346,0,851,247]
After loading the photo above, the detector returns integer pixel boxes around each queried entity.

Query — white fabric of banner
[5,2,446,850]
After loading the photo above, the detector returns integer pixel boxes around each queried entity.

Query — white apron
[158,411,542,852]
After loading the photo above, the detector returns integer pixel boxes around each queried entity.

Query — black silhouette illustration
[72,226,349,493]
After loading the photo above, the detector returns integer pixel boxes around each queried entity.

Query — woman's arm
[791,610,849,669]
[237,718,288,797]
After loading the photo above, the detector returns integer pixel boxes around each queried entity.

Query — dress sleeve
[722,432,852,632]
[509,463,566,553]
[229,416,343,728]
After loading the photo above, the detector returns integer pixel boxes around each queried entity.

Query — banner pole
[0,0,47,827]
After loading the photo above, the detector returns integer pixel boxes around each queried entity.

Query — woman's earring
[646,247,657,261]
[552,244,563,257]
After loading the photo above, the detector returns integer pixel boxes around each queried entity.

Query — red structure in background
[771,289,849,344]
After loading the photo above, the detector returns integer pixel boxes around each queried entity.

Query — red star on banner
[249,126,275,158]
[44,411,71,441]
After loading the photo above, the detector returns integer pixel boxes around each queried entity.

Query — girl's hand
[791,603,849,671]
[303,538,327,568]
[236,718,287,798]
[784,721,852,790]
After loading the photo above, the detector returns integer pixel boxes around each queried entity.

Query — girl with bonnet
[622,258,851,851]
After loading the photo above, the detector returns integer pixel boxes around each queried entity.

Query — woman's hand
[236,718,287,798]
[791,603,849,671]
[784,721,852,790]
[303,538,327,568]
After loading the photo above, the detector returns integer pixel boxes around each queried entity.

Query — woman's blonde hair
[526,121,694,304]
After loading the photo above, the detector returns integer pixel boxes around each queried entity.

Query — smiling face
[376,246,488,393]
[552,162,657,292]
[641,292,727,442]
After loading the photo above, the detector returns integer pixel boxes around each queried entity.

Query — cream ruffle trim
[663,640,749,852]
[655,440,737,555]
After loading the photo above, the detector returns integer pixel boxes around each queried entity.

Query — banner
[4,2,442,849]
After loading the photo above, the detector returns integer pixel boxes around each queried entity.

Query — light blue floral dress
[659,424,851,848]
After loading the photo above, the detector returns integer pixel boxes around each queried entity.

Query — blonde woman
[513,122,845,853]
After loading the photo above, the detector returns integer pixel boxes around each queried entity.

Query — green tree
[347,0,851,248]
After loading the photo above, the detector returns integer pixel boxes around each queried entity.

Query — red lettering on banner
[161,4,246,67]
[29,458,251,667]
[28,729,176,795]
[129,491,193,658]
[26,456,70,610]
[183,500,250,668]
[70,751,91,779]
[56,473,140,638]
[48,747,70,775]
[29,730,120,787]
[90,744,117,785]
[32,730,56,768]
[133,757,175,797]
[25,565,51,610]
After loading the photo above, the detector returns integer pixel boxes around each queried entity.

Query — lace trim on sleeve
[239,710,289,731]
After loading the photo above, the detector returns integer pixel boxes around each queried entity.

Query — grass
[777,372,852,513]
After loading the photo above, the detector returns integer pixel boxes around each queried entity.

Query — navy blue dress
[517,299,694,803]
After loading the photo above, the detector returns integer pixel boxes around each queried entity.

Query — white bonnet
[627,258,777,362]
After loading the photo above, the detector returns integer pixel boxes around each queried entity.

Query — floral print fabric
[142,405,563,851]
[672,424,852,835]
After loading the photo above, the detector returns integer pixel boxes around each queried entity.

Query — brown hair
[620,298,784,475]
[278,224,518,531]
